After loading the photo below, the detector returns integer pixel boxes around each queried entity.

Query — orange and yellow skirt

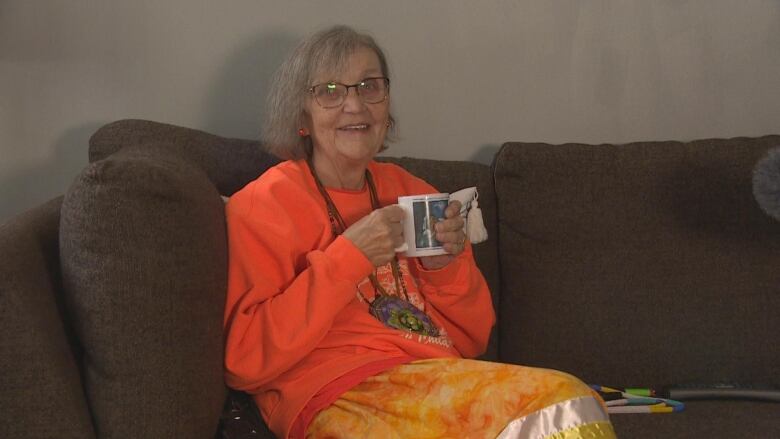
[306,358,616,438]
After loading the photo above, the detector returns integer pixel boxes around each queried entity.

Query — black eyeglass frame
[307,77,390,108]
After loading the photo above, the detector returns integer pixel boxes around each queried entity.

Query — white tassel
[449,187,488,244]
[466,198,488,243]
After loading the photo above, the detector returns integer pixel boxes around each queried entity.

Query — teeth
[341,124,368,130]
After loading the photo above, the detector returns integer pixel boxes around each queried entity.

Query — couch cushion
[611,400,780,438]
[494,136,780,388]
[89,119,280,196]
[381,156,500,361]
[0,197,96,439]
[60,144,227,438]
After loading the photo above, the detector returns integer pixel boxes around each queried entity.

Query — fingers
[382,204,405,222]
[440,232,468,256]
[345,201,467,265]
[434,209,464,234]
[434,200,464,235]
[344,205,405,267]
[434,202,467,255]
[389,221,404,248]
[444,200,463,219]
[377,205,405,247]
[441,240,466,257]
[434,216,464,233]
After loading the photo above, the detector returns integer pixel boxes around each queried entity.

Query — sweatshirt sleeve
[222,180,374,392]
[410,243,496,358]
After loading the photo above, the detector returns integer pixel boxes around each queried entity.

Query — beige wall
[2,1,780,222]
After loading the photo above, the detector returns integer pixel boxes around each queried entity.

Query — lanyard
[306,159,407,301]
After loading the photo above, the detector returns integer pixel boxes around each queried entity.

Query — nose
[342,86,365,112]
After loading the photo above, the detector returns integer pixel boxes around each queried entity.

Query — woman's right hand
[343,205,405,267]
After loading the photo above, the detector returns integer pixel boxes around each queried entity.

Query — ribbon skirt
[306,358,615,438]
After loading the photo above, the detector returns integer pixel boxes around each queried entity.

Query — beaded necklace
[307,159,439,337]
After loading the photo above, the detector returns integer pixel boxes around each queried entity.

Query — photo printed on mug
[398,193,450,257]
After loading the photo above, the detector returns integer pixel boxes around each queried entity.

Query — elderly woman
[223,25,615,439]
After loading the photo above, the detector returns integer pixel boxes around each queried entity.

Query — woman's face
[303,47,390,169]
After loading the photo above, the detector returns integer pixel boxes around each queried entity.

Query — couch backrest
[0,197,96,439]
[89,119,280,196]
[493,136,780,389]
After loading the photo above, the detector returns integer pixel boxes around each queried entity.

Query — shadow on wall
[0,121,106,225]
[1,31,298,225]
[202,30,299,141]
[471,144,501,166]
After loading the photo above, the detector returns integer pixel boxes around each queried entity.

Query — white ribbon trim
[496,396,610,439]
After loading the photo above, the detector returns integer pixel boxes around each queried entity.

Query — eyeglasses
[308,77,390,108]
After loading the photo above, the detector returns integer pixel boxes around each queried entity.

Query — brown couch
[2,119,779,438]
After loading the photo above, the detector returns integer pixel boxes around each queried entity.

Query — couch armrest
[60,143,227,438]
[0,197,96,439]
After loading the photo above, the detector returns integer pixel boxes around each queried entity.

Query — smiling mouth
[338,124,369,131]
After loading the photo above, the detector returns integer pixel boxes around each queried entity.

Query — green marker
[625,387,655,397]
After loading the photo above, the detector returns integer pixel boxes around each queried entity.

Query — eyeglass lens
[312,78,388,108]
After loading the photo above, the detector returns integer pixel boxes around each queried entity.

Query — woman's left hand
[419,200,467,270]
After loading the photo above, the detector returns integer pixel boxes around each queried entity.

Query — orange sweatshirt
[223,160,495,438]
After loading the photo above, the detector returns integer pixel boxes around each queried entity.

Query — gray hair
[261,25,397,160]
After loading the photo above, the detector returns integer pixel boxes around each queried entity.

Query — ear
[299,109,313,134]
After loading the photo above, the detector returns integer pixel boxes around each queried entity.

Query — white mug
[397,193,450,257]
